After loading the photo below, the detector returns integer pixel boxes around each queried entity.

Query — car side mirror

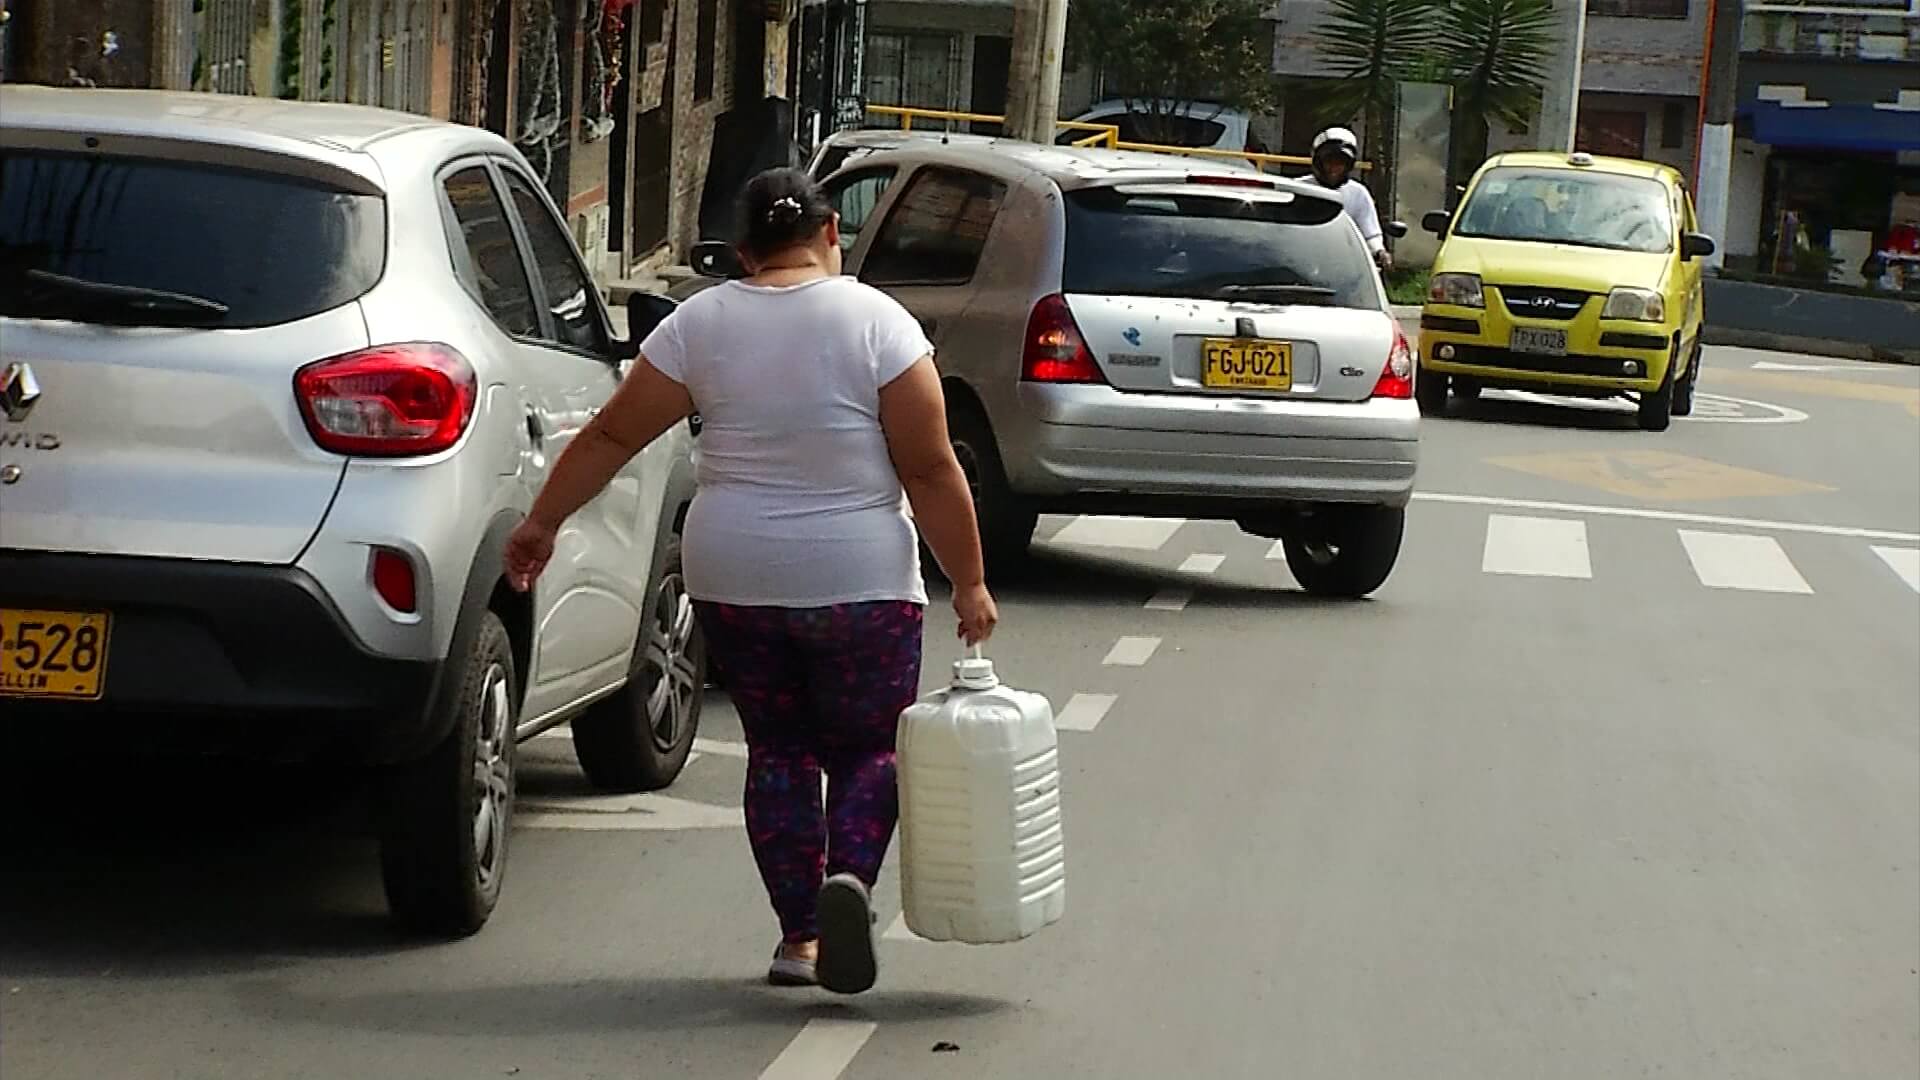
[1681,232,1717,261]
[1422,211,1452,238]
[691,240,746,279]
[624,291,677,352]
[1385,220,1409,240]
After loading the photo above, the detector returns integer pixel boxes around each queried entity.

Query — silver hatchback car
[796,141,1420,596]
[0,88,702,936]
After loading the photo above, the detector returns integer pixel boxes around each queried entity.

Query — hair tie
[768,196,803,224]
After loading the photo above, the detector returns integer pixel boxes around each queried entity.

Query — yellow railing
[862,104,1370,174]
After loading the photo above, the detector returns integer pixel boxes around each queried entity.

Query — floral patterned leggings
[695,600,926,944]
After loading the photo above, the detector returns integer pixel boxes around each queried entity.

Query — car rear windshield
[0,150,385,328]
[1061,187,1382,310]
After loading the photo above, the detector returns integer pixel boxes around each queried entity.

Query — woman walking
[504,168,997,995]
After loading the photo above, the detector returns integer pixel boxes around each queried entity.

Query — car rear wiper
[24,269,231,321]
[1213,284,1338,304]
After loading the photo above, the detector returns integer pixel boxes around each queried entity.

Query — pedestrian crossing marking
[1103,636,1161,667]
[1872,546,1920,594]
[1179,553,1226,575]
[1145,589,1192,612]
[1482,515,1592,579]
[1488,450,1833,502]
[1051,515,1186,551]
[1056,692,1118,731]
[1679,530,1814,594]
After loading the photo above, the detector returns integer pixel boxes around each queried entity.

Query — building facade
[0,0,816,277]
[1724,0,1920,292]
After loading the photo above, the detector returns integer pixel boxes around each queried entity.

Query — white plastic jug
[896,649,1065,944]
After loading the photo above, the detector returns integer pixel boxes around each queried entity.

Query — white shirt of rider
[1333,179,1386,255]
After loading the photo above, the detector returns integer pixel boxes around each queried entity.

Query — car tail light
[1373,329,1416,400]
[1022,294,1105,384]
[294,343,477,456]
[371,547,417,613]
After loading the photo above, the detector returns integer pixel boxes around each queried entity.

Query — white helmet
[1312,126,1361,185]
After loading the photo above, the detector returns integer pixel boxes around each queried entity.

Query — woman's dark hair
[738,167,835,260]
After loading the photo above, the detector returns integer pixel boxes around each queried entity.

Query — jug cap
[953,647,999,690]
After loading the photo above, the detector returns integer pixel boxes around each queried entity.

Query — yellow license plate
[0,609,111,700]
[1201,338,1293,391]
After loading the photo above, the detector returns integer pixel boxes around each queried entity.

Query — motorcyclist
[1312,126,1392,272]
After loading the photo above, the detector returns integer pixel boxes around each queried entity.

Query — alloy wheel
[470,663,512,891]
[642,571,701,754]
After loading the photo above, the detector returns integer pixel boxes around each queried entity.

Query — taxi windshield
[1454,167,1674,254]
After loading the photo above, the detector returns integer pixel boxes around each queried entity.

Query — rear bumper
[0,552,444,764]
[1003,384,1419,508]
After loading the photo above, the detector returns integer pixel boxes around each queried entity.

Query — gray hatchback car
[0,88,702,936]
[796,141,1421,596]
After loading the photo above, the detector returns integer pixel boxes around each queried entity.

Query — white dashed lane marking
[1872,546,1920,594]
[1145,589,1192,612]
[758,1019,878,1080]
[1482,514,1593,580]
[1050,515,1186,551]
[1102,636,1161,667]
[1178,553,1226,575]
[1055,693,1118,732]
[1679,530,1813,595]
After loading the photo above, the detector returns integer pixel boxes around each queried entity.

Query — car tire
[1416,368,1449,415]
[1671,341,1700,418]
[573,534,706,793]
[1639,345,1677,432]
[1282,506,1405,599]
[375,610,516,938]
[948,404,1036,573]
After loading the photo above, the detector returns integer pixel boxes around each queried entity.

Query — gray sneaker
[816,873,878,995]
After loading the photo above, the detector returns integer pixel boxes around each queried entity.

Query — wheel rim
[642,570,700,754]
[951,437,985,506]
[471,663,512,890]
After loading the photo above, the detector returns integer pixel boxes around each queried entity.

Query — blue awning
[1739,99,1920,154]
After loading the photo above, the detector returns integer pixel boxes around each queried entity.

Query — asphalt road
[3,345,1917,1080]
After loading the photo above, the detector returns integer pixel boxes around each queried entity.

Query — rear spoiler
[0,126,386,197]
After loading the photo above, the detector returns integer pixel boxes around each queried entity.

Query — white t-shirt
[1334,179,1385,254]
[639,276,934,608]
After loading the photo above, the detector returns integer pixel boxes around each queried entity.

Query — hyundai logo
[1528,296,1560,310]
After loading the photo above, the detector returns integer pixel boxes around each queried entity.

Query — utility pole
[1693,0,1741,271]
[1004,0,1068,143]
[1535,0,1590,152]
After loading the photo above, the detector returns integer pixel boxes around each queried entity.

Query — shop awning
[1740,99,1920,154]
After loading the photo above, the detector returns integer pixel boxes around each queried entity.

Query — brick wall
[666,0,737,255]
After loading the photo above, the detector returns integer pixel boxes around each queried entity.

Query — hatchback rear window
[1062,188,1382,310]
[0,150,385,328]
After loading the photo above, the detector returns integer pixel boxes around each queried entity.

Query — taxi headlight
[1428,273,1484,309]
[1602,287,1666,323]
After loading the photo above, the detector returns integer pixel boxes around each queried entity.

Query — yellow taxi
[1416,151,1715,431]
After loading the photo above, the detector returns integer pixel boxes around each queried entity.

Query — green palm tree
[1313,0,1437,199]
[1438,0,1559,193]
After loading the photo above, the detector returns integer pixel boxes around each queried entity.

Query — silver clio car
[807,141,1420,596]
[0,88,702,936]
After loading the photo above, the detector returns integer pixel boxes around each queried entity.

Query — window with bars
[863,31,958,112]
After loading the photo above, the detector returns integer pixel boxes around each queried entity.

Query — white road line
[1055,692,1118,732]
[759,1019,878,1080]
[1144,589,1192,612]
[1679,530,1813,594]
[1103,636,1161,667]
[883,912,917,942]
[1481,514,1593,579]
[1872,546,1920,594]
[516,794,742,831]
[1414,492,1920,544]
[1051,515,1186,551]
[1265,540,1288,562]
[1178,553,1226,575]
[532,727,570,742]
[693,737,749,759]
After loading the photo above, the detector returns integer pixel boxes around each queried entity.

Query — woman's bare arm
[526,357,695,530]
